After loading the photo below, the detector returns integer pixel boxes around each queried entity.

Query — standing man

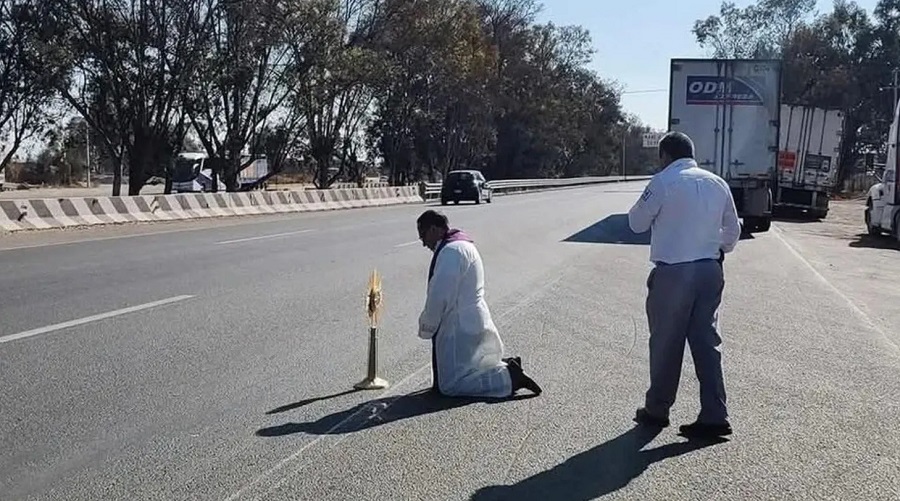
[627,131,741,438]
[416,210,542,398]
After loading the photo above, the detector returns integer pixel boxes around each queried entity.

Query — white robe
[418,240,512,398]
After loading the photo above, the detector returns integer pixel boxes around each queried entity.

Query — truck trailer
[776,104,844,218]
[668,58,781,233]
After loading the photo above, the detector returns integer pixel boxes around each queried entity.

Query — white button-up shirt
[628,157,741,265]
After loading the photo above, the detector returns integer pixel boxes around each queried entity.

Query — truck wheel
[811,209,828,220]
[744,217,771,233]
[894,212,900,243]
[865,200,881,235]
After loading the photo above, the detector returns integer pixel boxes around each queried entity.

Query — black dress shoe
[507,357,542,395]
[634,408,670,428]
[679,421,732,438]
[503,357,522,368]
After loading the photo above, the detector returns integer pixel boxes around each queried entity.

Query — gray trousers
[644,259,728,424]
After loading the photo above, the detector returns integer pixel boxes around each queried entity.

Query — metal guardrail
[419,175,651,199]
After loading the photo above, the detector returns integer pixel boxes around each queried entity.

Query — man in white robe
[416,210,542,398]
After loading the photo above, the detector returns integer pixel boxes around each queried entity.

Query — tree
[0,0,57,171]
[369,0,496,184]
[297,0,386,189]
[187,0,305,192]
[40,0,213,195]
[693,0,817,58]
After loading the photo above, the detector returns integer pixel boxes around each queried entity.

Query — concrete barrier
[0,186,423,232]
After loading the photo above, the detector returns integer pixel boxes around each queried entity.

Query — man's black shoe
[634,408,670,428]
[679,421,732,438]
[507,357,542,395]
[503,357,522,368]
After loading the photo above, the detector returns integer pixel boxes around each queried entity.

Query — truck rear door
[669,59,725,176]
[669,59,780,181]
[779,105,843,190]
[721,60,780,181]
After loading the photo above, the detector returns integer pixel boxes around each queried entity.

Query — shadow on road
[773,207,823,223]
[266,389,363,415]
[257,389,537,437]
[469,426,726,501]
[563,214,650,245]
[848,234,899,250]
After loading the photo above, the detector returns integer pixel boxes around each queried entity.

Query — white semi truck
[668,58,781,233]
[865,99,900,241]
[776,104,845,218]
[171,152,270,193]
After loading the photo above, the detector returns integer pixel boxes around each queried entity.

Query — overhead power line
[620,89,667,95]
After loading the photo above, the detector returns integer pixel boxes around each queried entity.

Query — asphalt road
[1,184,898,501]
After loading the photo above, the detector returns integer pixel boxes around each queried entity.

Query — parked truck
[171,152,271,193]
[668,58,781,233]
[776,104,844,218]
[865,98,900,242]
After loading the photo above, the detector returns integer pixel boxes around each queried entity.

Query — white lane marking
[226,272,565,501]
[0,225,209,252]
[224,365,431,501]
[216,230,314,245]
[772,226,899,353]
[0,295,195,345]
[394,240,419,248]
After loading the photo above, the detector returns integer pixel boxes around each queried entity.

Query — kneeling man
[416,210,541,398]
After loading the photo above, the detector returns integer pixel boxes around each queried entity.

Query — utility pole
[879,67,900,117]
[85,124,91,189]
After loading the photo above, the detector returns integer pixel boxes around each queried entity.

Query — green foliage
[13,0,646,192]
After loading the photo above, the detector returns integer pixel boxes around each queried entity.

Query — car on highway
[440,169,493,205]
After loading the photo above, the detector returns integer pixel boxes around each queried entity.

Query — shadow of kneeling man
[470,426,727,501]
[257,389,534,438]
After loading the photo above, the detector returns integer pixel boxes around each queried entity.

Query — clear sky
[536,0,879,131]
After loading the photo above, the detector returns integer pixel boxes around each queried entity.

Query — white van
[865,101,900,241]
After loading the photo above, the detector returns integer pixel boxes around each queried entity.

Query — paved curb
[0,186,423,233]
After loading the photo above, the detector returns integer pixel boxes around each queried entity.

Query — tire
[744,216,771,233]
[894,212,900,243]
[440,198,448,206]
[865,201,880,236]
[811,209,828,220]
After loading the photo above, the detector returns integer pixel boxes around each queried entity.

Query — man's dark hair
[417,209,449,229]
[658,131,694,160]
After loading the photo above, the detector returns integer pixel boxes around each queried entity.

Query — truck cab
[865,100,900,241]
[172,152,224,193]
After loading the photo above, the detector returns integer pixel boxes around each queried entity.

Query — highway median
[0,176,650,233]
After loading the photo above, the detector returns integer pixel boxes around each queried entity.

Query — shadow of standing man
[470,426,726,501]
